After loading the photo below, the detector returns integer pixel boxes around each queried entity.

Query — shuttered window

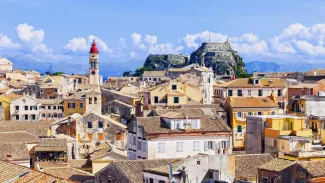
[204,141,216,151]
[158,142,165,153]
[193,141,200,151]
[98,133,103,140]
[176,142,183,152]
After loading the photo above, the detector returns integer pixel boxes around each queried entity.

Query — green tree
[52,72,65,76]
[123,71,132,77]
[134,66,153,76]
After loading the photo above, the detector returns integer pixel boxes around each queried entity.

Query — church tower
[89,40,100,87]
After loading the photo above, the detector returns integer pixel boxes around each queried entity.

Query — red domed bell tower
[89,39,99,87]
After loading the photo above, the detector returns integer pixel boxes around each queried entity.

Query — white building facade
[10,95,42,121]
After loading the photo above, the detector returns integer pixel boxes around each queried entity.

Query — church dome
[89,40,99,54]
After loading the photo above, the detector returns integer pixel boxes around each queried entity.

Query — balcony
[265,128,292,137]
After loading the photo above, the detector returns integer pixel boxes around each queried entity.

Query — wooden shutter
[88,134,92,140]
[98,133,104,140]
[212,141,216,150]
[204,141,208,151]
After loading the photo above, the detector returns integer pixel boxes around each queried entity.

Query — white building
[0,58,13,72]
[202,67,214,104]
[10,95,42,121]
[127,108,232,160]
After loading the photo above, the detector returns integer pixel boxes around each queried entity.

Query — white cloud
[183,31,228,48]
[144,35,158,45]
[130,33,142,45]
[0,33,21,49]
[64,35,112,54]
[64,37,88,52]
[88,35,111,53]
[16,23,50,53]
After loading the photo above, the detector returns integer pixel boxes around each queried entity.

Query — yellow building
[63,92,86,117]
[149,79,203,108]
[224,95,279,150]
[0,94,22,120]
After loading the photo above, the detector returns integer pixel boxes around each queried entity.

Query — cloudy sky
[1,0,325,66]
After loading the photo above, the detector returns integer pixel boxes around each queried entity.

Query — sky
[1,0,325,70]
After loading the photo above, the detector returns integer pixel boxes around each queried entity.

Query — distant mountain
[246,61,325,74]
[245,61,280,73]
[6,55,144,79]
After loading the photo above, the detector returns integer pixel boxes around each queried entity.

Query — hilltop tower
[202,67,214,105]
[89,40,100,87]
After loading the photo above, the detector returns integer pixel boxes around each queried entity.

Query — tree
[123,71,132,77]
[134,66,153,76]
[52,72,65,76]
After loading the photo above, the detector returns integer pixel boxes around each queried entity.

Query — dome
[89,39,99,54]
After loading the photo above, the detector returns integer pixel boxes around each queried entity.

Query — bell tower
[89,39,99,87]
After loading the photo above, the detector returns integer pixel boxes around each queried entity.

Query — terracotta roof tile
[227,97,279,108]
[235,154,274,179]
[258,158,295,172]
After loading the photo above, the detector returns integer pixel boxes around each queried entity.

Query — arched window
[89,97,92,104]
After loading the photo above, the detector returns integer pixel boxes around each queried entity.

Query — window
[172,85,177,90]
[48,106,51,109]
[247,112,253,116]
[68,103,75,109]
[143,141,147,152]
[33,106,37,110]
[228,90,233,96]
[209,171,214,179]
[94,97,97,104]
[15,106,19,111]
[237,125,242,133]
[237,112,243,118]
[24,115,28,120]
[258,112,263,115]
[88,122,92,128]
[254,79,260,85]
[262,177,268,183]
[40,89,43,94]
[24,106,28,110]
[137,141,142,150]
[221,141,229,149]
[191,120,198,129]
[53,106,57,110]
[153,78,157,81]
[15,115,19,120]
[149,178,154,183]
[31,115,36,120]
[205,141,215,151]
[158,142,165,153]
[98,133,103,140]
[50,96,55,99]
[238,90,243,96]
[264,122,269,128]
[133,136,136,145]
[89,97,92,104]
[258,90,263,96]
[42,113,45,117]
[79,103,83,108]
[48,113,52,117]
[154,96,159,103]
[98,121,103,128]
[41,106,45,109]
[278,89,283,96]
[193,141,200,151]
[53,113,57,118]
[174,97,179,104]
[30,106,33,110]
[271,111,276,115]
[248,90,252,96]
[176,142,183,152]
[88,134,93,140]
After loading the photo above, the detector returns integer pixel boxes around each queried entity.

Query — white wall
[146,136,231,159]
[10,96,41,121]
